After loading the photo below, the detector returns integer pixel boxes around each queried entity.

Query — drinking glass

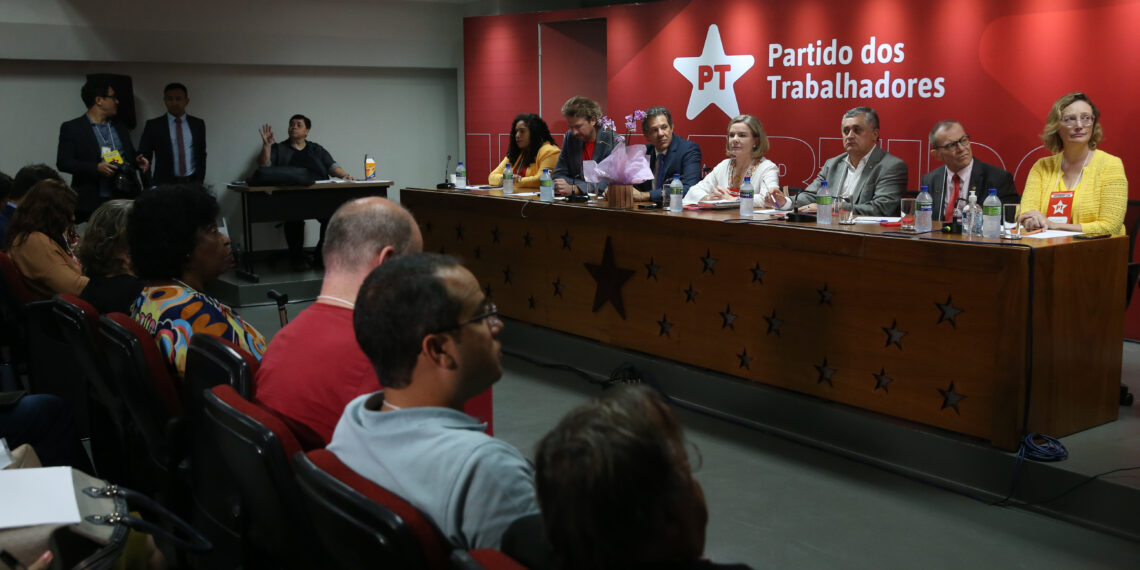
[900,198,916,231]
[838,196,855,225]
[1002,203,1022,239]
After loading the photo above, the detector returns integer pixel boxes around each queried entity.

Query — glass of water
[1002,203,1022,239]
[838,196,855,225]
[900,198,916,231]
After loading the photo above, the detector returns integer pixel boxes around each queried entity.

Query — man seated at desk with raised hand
[766,106,905,217]
[258,114,356,270]
[633,106,702,204]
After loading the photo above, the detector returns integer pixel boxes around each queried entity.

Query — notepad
[0,467,81,529]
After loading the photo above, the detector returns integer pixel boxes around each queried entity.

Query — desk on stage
[401,188,1125,450]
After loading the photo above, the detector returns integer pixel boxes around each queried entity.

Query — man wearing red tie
[921,120,1017,222]
[137,82,207,186]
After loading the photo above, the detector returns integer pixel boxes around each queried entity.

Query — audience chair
[0,251,36,389]
[201,384,323,569]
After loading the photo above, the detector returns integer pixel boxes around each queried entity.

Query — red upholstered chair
[292,449,452,570]
[0,251,35,304]
[0,251,36,389]
[201,384,323,568]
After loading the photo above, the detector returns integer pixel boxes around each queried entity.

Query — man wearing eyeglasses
[921,120,1017,222]
[328,253,539,551]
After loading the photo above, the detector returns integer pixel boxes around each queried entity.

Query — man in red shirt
[253,196,422,442]
[552,95,616,197]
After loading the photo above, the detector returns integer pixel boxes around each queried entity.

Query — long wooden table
[402,188,1126,450]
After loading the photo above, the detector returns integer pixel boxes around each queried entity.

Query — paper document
[0,466,81,529]
[1022,230,1083,239]
[853,216,901,223]
[510,192,539,197]
[755,209,783,215]
[352,179,392,184]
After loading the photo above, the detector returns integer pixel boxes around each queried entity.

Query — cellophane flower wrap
[584,110,653,185]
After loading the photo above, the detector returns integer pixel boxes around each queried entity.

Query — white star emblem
[673,25,755,120]
[1052,201,1068,215]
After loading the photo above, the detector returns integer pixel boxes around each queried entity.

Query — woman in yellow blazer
[488,113,560,188]
[1019,92,1127,236]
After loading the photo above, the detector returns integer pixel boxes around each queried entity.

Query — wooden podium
[402,188,1125,450]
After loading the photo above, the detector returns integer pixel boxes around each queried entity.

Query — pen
[1021,228,1044,236]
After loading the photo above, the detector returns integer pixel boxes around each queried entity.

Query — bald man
[253,197,423,443]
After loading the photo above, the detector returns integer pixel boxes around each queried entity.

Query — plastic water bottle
[668,174,683,213]
[816,180,832,224]
[364,154,376,180]
[982,188,1001,238]
[502,162,514,194]
[739,176,754,218]
[539,168,554,202]
[455,161,467,188]
[915,185,933,232]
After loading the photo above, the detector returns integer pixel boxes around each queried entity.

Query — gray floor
[237,295,1140,569]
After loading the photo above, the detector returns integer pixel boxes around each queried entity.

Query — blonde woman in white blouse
[683,114,779,205]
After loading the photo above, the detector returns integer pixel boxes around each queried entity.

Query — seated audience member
[767,106,905,216]
[1019,91,1127,235]
[535,385,751,570]
[4,180,88,299]
[488,113,561,188]
[922,120,1017,221]
[128,184,266,377]
[552,96,616,196]
[327,253,538,550]
[258,114,355,269]
[255,197,423,443]
[78,199,143,314]
[684,114,778,206]
[633,106,702,203]
[1,164,65,241]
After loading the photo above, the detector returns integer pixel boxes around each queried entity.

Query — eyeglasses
[933,135,970,152]
[430,301,500,334]
[1061,114,1095,127]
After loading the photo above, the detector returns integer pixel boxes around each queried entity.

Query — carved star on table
[737,348,753,370]
[423,221,432,234]
[473,246,482,260]
[935,295,964,328]
[561,230,574,250]
[817,283,834,306]
[873,367,894,393]
[644,258,661,281]
[438,245,447,254]
[938,381,966,414]
[455,224,464,240]
[764,310,784,336]
[528,295,536,310]
[502,266,512,284]
[882,319,908,350]
[700,249,718,274]
[483,283,493,298]
[583,236,636,319]
[523,231,533,248]
[683,283,698,303]
[750,262,766,284]
[815,358,836,386]
[719,304,737,330]
[658,313,674,337]
[490,225,501,244]
[552,277,564,297]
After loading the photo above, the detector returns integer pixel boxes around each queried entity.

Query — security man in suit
[137,82,207,186]
[633,106,702,204]
[921,120,1017,221]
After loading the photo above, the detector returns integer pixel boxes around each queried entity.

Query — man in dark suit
[56,76,149,222]
[921,120,1017,222]
[633,106,702,204]
[137,82,206,186]
[552,96,615,196]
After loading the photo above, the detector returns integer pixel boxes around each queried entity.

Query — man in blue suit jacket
[553,96,615,196]
[137,82,207,186]
[633,106,702,204]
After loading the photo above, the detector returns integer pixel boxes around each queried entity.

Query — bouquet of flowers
[584,109,653,186]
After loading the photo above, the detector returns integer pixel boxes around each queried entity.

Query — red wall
[464,0,1140,337]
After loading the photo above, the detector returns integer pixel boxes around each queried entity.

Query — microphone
[437,154,455,189]
[784,186,816,222]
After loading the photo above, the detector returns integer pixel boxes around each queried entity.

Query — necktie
[653,153,662,188]
[946,173,962,221]
[175,116,187,177]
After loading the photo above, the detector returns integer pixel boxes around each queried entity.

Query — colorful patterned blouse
[130,283,268,377]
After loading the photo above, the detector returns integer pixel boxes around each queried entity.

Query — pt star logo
[1052,201,1068,215]
[673,24,754,120]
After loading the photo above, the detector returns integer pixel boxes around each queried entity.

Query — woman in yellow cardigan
[488,113,560,188]
[1019,92,1127,236]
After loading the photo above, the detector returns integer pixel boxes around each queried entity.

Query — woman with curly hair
[487,113,560,188]
[77,199,143,314]
[4,179,87,299]
[128,184,266,377]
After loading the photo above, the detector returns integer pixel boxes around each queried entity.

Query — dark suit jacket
[920,159,1017,222]
[553,128,616,193]
[57,114,139,222]
[137,113,207,186]
[635,136,703,201]
[795,145,907,216]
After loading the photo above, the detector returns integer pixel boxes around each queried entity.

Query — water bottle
[739,176,754,218]
[668,174,683,213]
[816,180,832,225]
[364,154,376,180]
[455,161,467,188]
[502,162,514,194]
[915,184,933,232]
[982,188,1001,238]
[539,168,554,202]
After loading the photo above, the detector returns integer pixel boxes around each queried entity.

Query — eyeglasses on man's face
[934,135,970,152]
[430,301,500,334]
[1061,114,1095,127]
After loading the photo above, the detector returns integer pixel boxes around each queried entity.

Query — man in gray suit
[920,120,1017,222]
[766,106,906,216]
